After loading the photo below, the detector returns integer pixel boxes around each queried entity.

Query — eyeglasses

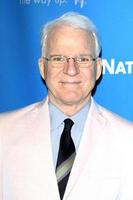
[42,55,98,68]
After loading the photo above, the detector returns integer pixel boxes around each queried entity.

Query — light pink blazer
[0,98,133,200]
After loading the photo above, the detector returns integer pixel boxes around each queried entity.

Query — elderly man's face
[39,26,102,112]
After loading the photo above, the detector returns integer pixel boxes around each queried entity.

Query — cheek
[82,69,97,84]
[44,67,54,81]
[80,70,97,93]
[44,67,61,85]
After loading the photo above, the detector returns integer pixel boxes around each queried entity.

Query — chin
[60,97,81,105]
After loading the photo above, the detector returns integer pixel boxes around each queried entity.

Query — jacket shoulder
[0,98,47,128]
[96,102,133,128]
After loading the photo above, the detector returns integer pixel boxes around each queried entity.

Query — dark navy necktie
[56,118,76,200]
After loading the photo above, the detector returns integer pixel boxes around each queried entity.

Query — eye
[78,56,91,62]
[51,56,65,62]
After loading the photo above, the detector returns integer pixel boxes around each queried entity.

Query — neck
[48,96,91,116]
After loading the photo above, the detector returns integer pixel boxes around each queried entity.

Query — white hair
[40,12,101,57]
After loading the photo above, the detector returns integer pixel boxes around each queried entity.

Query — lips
[60,81,81,84]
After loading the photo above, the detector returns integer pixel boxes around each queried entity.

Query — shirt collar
[48,102,66,131]
[48,100,91,131]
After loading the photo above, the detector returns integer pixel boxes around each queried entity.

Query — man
[0,12,133,200]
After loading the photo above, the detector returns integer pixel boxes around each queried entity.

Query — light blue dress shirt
[49,101,91,168]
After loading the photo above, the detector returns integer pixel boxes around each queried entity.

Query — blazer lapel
[34,98,60,200]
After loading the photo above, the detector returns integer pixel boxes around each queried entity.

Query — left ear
[96,57,102,80]
[38,58,45,80]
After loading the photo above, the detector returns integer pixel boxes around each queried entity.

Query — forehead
[46,25,95,55]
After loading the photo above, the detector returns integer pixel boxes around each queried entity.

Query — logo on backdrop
[19,0,87,8]
[102,59,133,75]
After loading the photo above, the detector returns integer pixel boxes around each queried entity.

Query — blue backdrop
[0,0,133,121]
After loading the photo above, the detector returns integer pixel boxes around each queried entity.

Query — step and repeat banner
[0,0,133,121]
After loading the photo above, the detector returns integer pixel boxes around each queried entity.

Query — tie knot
[60,118,74,154]
[64,118,74,132]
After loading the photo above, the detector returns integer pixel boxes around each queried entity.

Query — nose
[63,58,80,76]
